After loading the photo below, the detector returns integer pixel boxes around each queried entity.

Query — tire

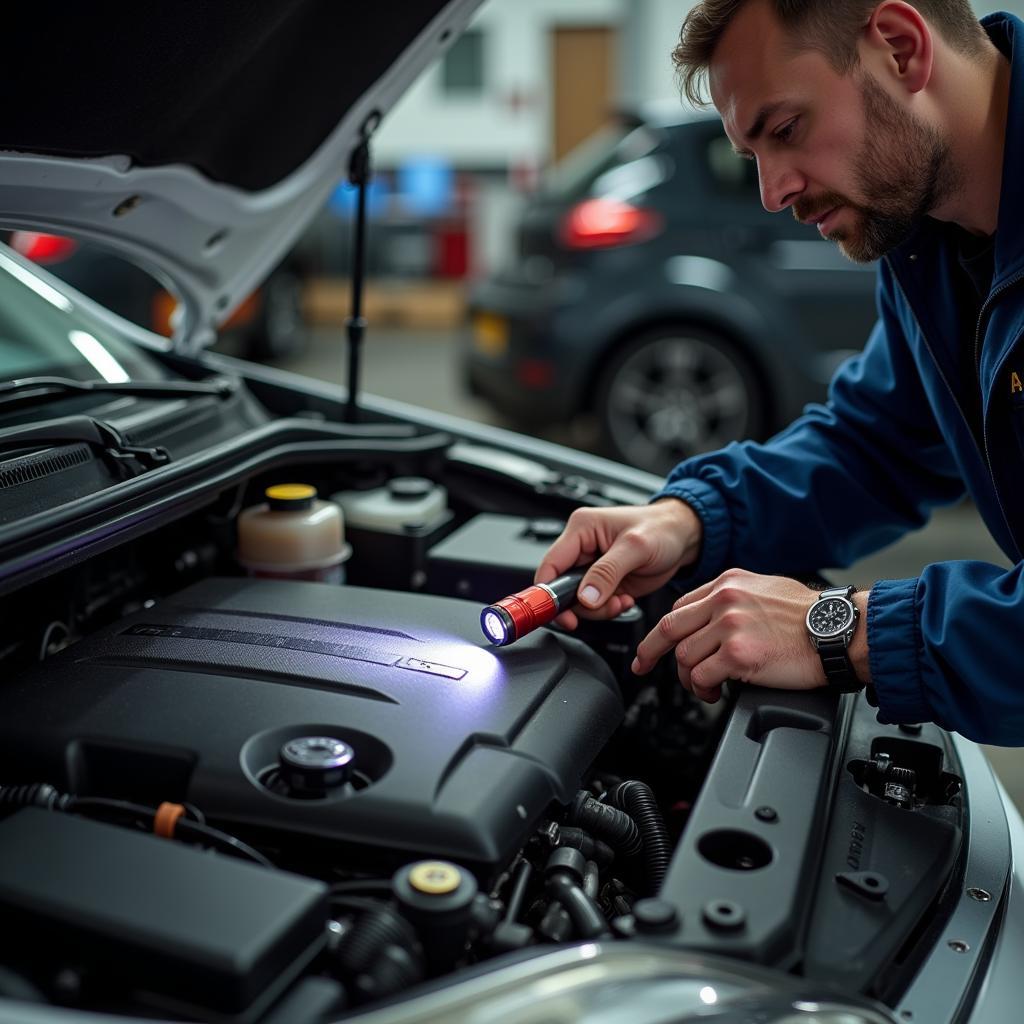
[245,267,309,361]
[594,326,765,475]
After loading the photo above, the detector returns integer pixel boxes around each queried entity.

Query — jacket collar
[983,11,1024,286]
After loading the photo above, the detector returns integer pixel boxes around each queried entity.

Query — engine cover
[0,578,623,874]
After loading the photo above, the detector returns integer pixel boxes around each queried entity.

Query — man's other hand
[534,499,703,630]
[632,568,829,703]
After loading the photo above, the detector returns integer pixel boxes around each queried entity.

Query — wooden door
[552,26,617,163]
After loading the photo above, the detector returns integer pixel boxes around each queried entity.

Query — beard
[792,72,961,262]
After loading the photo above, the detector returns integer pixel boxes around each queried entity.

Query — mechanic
[536,1,1024,745]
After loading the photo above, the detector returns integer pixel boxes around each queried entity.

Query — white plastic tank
[333,478,447,534]
[237,483,352,583]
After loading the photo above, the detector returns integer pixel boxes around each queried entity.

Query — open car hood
[0,1,482,353]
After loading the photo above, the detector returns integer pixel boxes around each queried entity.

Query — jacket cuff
[650,478,731,583]
[867,576,931,724]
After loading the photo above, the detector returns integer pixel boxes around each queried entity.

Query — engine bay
[0,416,971,1023]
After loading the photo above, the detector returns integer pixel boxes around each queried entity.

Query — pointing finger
[632,598,712,675]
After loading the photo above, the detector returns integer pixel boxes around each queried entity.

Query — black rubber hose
[567,792,642,857]
[504,860,533,923]
[556,826,615,869]
[335,906,420,976]
[334,906,424,1002]
[610,780,671,895]
[0,782,71,812]
[545,874,611,939]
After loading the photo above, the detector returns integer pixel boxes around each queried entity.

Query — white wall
[375,0,623,168]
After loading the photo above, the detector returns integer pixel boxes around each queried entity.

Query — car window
[0,247,170,384]
[542,122,663,201]
[705,132,760,197]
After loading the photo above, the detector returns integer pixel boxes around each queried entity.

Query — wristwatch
[806,585,862,692]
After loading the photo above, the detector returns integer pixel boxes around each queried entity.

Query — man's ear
[860,0,933,94]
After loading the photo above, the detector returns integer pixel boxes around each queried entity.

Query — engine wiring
[0,784,272,869]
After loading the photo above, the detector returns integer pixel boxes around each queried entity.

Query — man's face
[710,0,956,262]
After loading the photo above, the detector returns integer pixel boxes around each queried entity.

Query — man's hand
[632,568,830,703]
[534,499,703,630]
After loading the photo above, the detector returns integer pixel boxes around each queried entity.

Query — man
[536,0,1024,744]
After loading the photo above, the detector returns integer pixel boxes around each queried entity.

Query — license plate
[473,312,508,357]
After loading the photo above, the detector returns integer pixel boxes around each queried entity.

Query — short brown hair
[673,0,989,107]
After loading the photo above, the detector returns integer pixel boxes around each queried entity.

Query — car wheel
[246,268,309,361]
[594,326,764,475]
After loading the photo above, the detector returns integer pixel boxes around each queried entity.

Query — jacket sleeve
[870,563,1024,744]
[651,262,966,582]
[650,264,1024,743]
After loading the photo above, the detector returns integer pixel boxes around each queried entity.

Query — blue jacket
[654,12,1024,745]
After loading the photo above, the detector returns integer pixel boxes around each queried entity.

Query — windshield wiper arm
[0,376,237,412]
[0,415,171,479]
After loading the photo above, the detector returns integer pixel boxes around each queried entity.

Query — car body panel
[0,0,485,354]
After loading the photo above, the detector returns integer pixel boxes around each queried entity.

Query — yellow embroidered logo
[1012,371,1023,395]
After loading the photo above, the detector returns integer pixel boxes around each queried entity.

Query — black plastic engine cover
[0,578,622,874]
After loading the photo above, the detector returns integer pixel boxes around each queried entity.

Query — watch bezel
[806,595,857,641]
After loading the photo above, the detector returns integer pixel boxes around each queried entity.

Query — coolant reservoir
[333,477,447,533]
[237,484,352,583]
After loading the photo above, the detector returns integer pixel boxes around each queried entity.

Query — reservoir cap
[266,483,317,511]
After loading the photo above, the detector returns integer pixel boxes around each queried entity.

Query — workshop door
[552,26,616,163]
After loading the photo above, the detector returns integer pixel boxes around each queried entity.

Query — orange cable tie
[153,801,186,839]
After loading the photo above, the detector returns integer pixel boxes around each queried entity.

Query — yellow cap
[266,484,317,502]
[408,861,462,895]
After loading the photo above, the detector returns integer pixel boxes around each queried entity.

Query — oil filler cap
[279,736,354,793]
[408,861,462,895]
[393,860,478,924]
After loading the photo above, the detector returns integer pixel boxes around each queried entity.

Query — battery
[0,808,329,1019]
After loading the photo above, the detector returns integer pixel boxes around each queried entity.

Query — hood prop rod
[344,112,380,423]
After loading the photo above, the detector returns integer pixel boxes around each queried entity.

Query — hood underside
[0,0,482,351]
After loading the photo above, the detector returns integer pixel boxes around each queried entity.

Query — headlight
[344,942,899,1024]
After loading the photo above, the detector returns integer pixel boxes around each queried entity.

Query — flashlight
[480,567,589,646]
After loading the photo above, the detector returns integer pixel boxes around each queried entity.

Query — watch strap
[813,585,862,693]
[816,637,861,692]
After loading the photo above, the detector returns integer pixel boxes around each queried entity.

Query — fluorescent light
[69,330,129,383]
[0,250,73,312]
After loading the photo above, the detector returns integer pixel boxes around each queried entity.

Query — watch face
[808,597,854,638]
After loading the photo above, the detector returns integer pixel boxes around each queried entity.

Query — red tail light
[9,231,78,265]
[559,198,662,250]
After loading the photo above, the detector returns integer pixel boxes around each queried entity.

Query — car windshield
[0,247,169,385]
[540,121,662,201]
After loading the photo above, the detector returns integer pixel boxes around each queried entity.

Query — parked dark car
[466,107,878,474]
[0,4,1017,1024]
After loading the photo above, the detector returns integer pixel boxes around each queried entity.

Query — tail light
[9,231,78,265]
[559,198,663,250]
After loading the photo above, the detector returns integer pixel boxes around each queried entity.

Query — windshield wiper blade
[0,415,171,479]
[0,376,237,412]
